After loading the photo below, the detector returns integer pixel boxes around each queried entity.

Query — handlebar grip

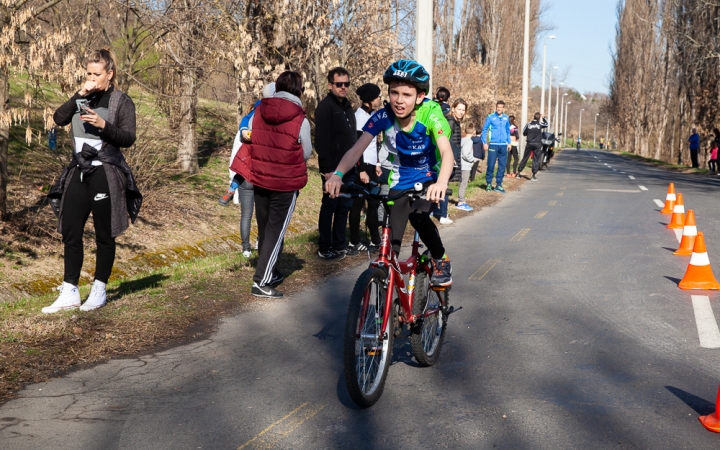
[445,189,453,196]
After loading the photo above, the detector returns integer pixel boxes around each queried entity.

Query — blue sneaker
[493,185,506,194]
[456,202,474,211]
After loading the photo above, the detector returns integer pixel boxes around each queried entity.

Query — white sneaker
[41,282,81,314]
[439,216,453,225]
[80,280,107,311]
[242,250,252,258]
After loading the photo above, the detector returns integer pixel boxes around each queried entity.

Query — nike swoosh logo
[256,286,271,295]
[94,194,109,201]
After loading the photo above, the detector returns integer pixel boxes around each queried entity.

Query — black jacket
[446,115,462,163]
[48,89,142,237]
[314,92,357,173]
[523,118,549,145]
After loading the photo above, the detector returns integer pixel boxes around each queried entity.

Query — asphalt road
[4,149,720,449]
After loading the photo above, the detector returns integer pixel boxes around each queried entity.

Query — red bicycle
[340,182,460,407]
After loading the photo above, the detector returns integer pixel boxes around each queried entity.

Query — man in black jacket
[517,112,548,181]
[315,67,358,260]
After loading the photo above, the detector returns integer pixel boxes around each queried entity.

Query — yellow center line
[548,200,557,206]
[469,258,500,281]
[237,402,324,450]
[534,211,547,218]
[556,192,564,197]
[510,228,531,242]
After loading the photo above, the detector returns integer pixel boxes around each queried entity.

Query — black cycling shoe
[343,246,359,256]
[317,250,345,261]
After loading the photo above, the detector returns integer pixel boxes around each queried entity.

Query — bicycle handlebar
[339,181,453,201]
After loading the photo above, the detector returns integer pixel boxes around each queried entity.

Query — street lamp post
[540,35,556,115]
[579,108,585,142]
[594,113,599,148]
[564,102,571,147]
[555,82,563,134]
[547,66,557,127]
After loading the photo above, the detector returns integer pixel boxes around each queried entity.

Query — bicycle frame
[356,200,444,342]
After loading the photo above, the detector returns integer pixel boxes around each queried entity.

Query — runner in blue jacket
[480,100,511,193]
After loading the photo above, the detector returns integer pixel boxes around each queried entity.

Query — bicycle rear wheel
[410,271,447,366]
[344,267,393,408]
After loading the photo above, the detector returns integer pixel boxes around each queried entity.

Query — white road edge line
[629,175,636,180]
[654,199,664,208]
[639,185,648,191]
[692,295,720,349]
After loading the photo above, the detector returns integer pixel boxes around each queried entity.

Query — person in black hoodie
[315,67,357,260]
[517,112,548,181]
[43,49,140,314]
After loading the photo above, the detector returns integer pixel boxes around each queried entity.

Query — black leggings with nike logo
[62,166,115,285]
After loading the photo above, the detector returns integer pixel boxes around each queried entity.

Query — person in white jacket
[457,122,477,211]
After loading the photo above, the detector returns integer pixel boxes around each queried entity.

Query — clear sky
[532,0,619,94]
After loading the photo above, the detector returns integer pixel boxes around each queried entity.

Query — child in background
[470,127,485,181]
[457,122,476,211]
[219,82,276,206]
[709,142,718,173]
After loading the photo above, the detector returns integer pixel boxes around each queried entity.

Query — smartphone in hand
[76,99,91,115]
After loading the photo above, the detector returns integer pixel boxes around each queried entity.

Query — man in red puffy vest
[230,71,312,298]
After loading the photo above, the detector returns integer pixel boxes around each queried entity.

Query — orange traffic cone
[678,232,720,290]
[660,183,676,214]
[699,385,720,433]
[667,193,686,229]
[674,210,698,256]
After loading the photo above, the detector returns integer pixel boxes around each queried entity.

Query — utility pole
[555,83,562,134]
[594,113,599,147]
[520,0,531,152]
[579,108,585,141]
[416,0,433,93]
[564,102,571,147]
[605,120,610,151]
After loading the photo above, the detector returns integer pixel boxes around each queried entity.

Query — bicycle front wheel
[343,267,393,408]
[410,271,447,367]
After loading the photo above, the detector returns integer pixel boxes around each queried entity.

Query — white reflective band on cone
[683,226,698,236]
[667,193,676,201]
[673,205,685,213]
[690,252,711,266]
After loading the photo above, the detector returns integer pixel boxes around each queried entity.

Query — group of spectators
[40,51,558,312]
[688,127,720,173]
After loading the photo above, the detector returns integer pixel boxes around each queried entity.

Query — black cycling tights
[388,193,445,260]
[62,167,116,285]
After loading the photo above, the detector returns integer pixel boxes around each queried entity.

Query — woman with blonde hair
[44,49,141,313]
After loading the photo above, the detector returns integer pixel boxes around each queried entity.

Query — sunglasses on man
[333,82,350,88]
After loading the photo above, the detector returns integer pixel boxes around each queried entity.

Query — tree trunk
[176,65,199,173]
[0,64,9,220]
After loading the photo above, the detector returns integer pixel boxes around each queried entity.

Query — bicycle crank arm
[446,306,463,316]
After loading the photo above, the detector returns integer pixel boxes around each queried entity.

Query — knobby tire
[410,271,447,366]
[343,267,393,408]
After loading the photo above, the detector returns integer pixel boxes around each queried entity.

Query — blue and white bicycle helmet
[383,60,430,94]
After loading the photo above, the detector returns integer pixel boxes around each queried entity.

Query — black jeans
[237,180,255,252]
[62,166,115,285]
[518,144,544,175]
[506,146,519,174]
[691,149,699,168]
[318,173,354,252]
[388,191,445,260]
[349,171,380,246]
[253,187,297,286]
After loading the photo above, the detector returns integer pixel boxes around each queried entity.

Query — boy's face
[388,81,425,119]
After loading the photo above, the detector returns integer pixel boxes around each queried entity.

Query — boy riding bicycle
[324,60,454,287]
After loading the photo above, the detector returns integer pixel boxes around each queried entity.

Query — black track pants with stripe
[253,187,298,286]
